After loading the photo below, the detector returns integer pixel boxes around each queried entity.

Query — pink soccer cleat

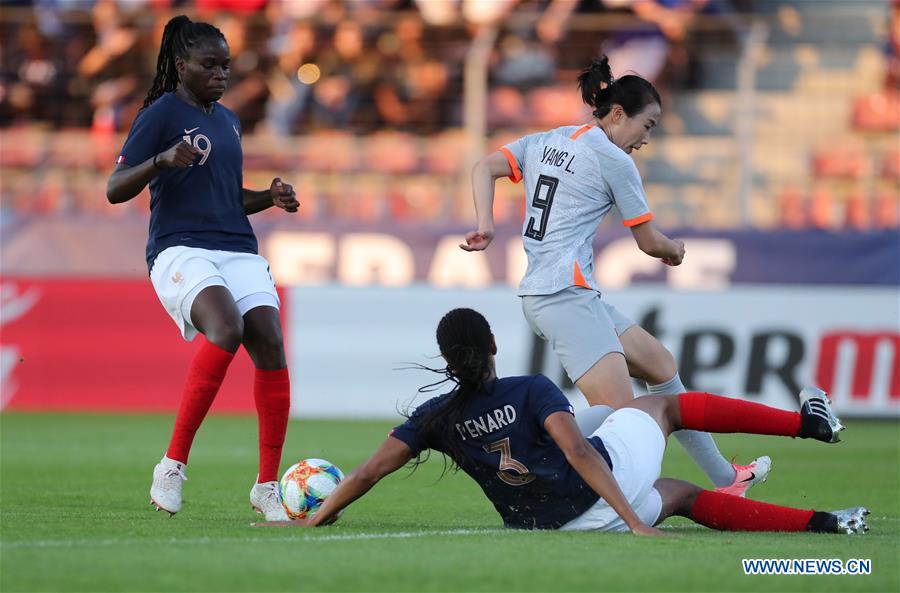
[715,456,772,498]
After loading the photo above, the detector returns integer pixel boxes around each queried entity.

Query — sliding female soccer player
[107,15,297,520]
[296,308,867,535]
[460,55,767,497]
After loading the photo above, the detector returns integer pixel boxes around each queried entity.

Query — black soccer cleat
[798,386,844,443]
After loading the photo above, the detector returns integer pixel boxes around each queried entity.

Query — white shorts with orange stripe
[521,286,635,383]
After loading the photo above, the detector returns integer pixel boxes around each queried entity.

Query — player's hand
[156,141,201,168]
[459,228,495,252]
[662,239,685,266]
[631,524,670,537]
[270,177,299,213]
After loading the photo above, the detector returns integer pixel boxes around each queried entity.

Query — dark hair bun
[576,55,661,119]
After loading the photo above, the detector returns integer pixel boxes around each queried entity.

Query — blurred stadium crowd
[0,0,897,228]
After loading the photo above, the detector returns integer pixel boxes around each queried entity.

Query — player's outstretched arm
[544,411,667,537]
[243,177,299,215]
[629,220,685,266]
[460,151,512,252]
[307,436,414,527]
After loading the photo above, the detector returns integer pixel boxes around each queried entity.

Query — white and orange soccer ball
[279,458,345,520]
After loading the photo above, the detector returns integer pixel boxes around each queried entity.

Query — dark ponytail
[411,308,495,472]
[577,55,661,119]
[141,15,226,110]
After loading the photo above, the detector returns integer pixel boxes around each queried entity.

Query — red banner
[0,279,285,413]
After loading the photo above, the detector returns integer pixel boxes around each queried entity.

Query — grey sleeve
[606,158,653,227]
[500,134,533,184]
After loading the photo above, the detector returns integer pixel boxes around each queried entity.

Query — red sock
[679,392,801,437]
[255,368,291,483]
[166,341,235,463]
[691,490,815,532]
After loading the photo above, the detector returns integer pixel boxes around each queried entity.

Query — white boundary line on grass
[3,517,895,549]
[0,528,512,550]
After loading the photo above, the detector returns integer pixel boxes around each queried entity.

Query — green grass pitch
[1,413,898,592]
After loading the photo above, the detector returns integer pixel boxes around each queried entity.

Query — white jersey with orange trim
[501,124,653,296]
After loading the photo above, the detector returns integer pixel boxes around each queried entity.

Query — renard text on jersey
[455,405,517,440]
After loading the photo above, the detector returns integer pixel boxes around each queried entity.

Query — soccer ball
[279,458,345,520]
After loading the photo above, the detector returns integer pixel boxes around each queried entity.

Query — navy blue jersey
[116,92,258,271]
[391,374,613,530]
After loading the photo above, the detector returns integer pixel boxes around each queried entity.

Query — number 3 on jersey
[182,133,212,166]
[484,437,535,486]
[524,175,559,241]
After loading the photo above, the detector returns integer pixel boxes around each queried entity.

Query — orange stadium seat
[874,190,900,228]
[851,90,900,132]
[809,187,837,229]
[812,144,870,180]
[300,131,359,173]
[422,130,465,176]
[364,131,420,174]
[881,148,899,180]
[526,86,591,129]
[777,187,808,229]
[844,190,871,229]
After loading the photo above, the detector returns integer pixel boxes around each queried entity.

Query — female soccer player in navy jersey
[107,16,297,520]
[290,309,867,536]
[459,55,769,498]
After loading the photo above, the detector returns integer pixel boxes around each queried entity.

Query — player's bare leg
[575,352,633,409]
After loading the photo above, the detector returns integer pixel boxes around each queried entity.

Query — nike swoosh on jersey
[184,127,200,134]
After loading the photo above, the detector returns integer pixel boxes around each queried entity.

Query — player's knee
[205,316,244,352]
[246,329,286,369]
[656,349,678,381]
[664,396,682,432]
[643,345,677,385]
[679,482,703,515]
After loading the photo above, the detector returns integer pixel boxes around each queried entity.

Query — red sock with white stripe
[166,341,235,464]
[255,368,291,483]
[678,392,801,437]
[691,490,816,532]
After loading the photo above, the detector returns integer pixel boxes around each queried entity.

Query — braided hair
[576,55,661,119]
[412,308,496,472]
[141,15,226,110]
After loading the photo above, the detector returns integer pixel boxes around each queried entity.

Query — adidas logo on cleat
[798,387,844,443]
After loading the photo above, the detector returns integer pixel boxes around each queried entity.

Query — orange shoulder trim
[570,125,593,141]
[622,212,654,227]
[499,147,523,184]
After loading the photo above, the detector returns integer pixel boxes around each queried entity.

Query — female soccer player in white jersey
[107,16,298,520]
[460,56,768,497]
[266,308,866,536]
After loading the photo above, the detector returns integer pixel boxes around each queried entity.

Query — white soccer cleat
[250,480,290,521]
[799,386,844,443]
[715,456,772,498]
[150,457,188,516]
[830,507,870,535]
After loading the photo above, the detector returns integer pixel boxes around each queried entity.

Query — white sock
[647,374,736,487]
[575,405,615,437]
